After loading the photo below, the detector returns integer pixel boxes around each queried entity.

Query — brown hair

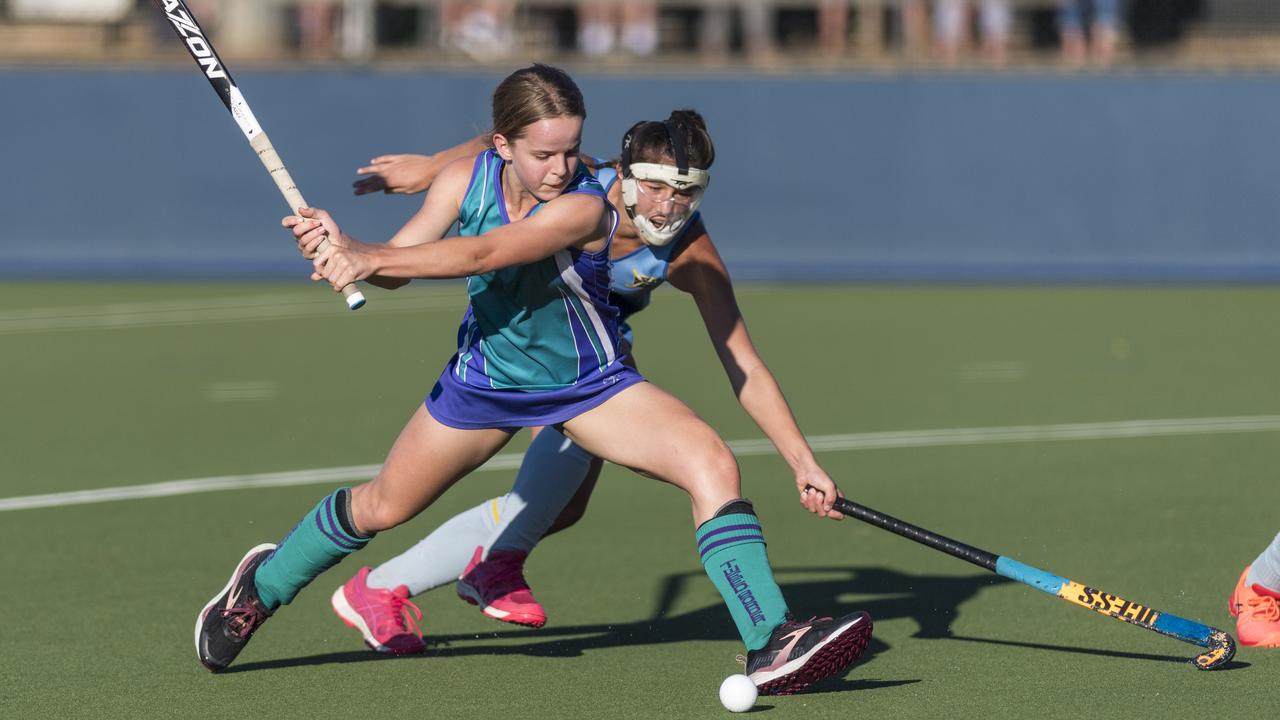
[489,64,586,144]
[622,110,715,170]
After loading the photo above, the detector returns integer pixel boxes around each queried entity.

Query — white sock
[489,427,594,553]
[367,498,497,595]
[1246,532,1280,592]
[367,428,594,595]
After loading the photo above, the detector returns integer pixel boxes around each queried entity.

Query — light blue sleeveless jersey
[452,150,621,391]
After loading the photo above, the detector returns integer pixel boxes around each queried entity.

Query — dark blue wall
[5,68,1280,281]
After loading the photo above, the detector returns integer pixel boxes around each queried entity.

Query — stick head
[1192,630,1235,670]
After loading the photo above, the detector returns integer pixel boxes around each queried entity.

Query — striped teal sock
[254,488,371,610]
[696,502,789,651]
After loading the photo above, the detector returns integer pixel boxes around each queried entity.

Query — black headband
[621,119,690,176]
[663,119,690,175]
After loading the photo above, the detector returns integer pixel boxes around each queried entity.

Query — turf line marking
[0,289,464,335]
[957,361,1026,384]
[4,414,1279,513]
[727,415,1280,454]
[0,454,516,512]
[0,285,776,336]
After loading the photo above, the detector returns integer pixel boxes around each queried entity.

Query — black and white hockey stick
[153,0,365,310]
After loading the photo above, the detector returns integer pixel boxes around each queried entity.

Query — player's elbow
[467,247,503,275]
[369,276,410,290]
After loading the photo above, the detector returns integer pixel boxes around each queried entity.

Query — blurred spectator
[701,1,776,64]
[817,1,848,58]
[188,0,220,30]
[338,0,376,61]
[298,2,336,57]
[900,0,930,60]
[934,0,1011,67]
[153,0,219,40]
[578,1,659,57]
[1059,0,1119,67]
[441,0,515,60]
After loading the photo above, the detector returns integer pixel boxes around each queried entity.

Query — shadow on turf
[228,565,1251,677]
[799,677,923,695]
[230,565,1000,678]
[947,635,1252,671]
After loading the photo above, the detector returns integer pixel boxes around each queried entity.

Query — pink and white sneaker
[456,546,547,628]
[331,567,425,654]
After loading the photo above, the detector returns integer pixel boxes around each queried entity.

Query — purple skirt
[424,355,645,431]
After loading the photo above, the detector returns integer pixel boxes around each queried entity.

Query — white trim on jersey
[558,289,587,381]
[553,249,617,369]
[474,156,492,226]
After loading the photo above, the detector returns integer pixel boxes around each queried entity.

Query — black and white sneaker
[745,611,873,695]
[195,543,276,672]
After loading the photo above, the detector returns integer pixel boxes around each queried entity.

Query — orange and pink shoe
[1228,566,1280,647]
[456,546,548,628]
[331,567,425,654]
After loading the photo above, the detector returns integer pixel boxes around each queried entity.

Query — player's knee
[692,439,740,497]
[350,485,410,534]
[709,440,740,485]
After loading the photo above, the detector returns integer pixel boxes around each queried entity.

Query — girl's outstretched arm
[351,135,489,196]
[669,224,844,520]
[287,156,474,289]
[301,181,607,289]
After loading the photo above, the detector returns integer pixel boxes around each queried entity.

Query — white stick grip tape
[250,132,365,310]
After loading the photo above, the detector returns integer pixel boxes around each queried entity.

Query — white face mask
[619,162,711,246]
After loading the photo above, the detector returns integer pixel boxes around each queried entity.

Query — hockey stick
[829,497,1235,670]
[153,0,365,310]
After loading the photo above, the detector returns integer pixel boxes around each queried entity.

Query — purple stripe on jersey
[494,155,511,225]
[561,285,611,378]
[558,289,592,380]
[556,247,621,375]
[463,324,487,384]
[570,244,621,356]
[575,244,616,305]
[459,151,489,222]
[699,533,766,560]
[317,495,363,551]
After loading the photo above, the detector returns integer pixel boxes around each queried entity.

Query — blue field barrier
[4,68,1280,282]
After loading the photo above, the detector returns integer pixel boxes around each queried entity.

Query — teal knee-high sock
[254,487,372,610]
[696,501,789,651]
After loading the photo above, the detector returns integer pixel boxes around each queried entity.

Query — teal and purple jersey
[426,150,643,430]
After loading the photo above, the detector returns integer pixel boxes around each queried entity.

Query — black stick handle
[832,497,998,571]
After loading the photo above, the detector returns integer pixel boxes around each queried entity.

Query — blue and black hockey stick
[829,497,1236,670]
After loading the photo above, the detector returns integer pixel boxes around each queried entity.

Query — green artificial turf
[2,282,1277,719]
